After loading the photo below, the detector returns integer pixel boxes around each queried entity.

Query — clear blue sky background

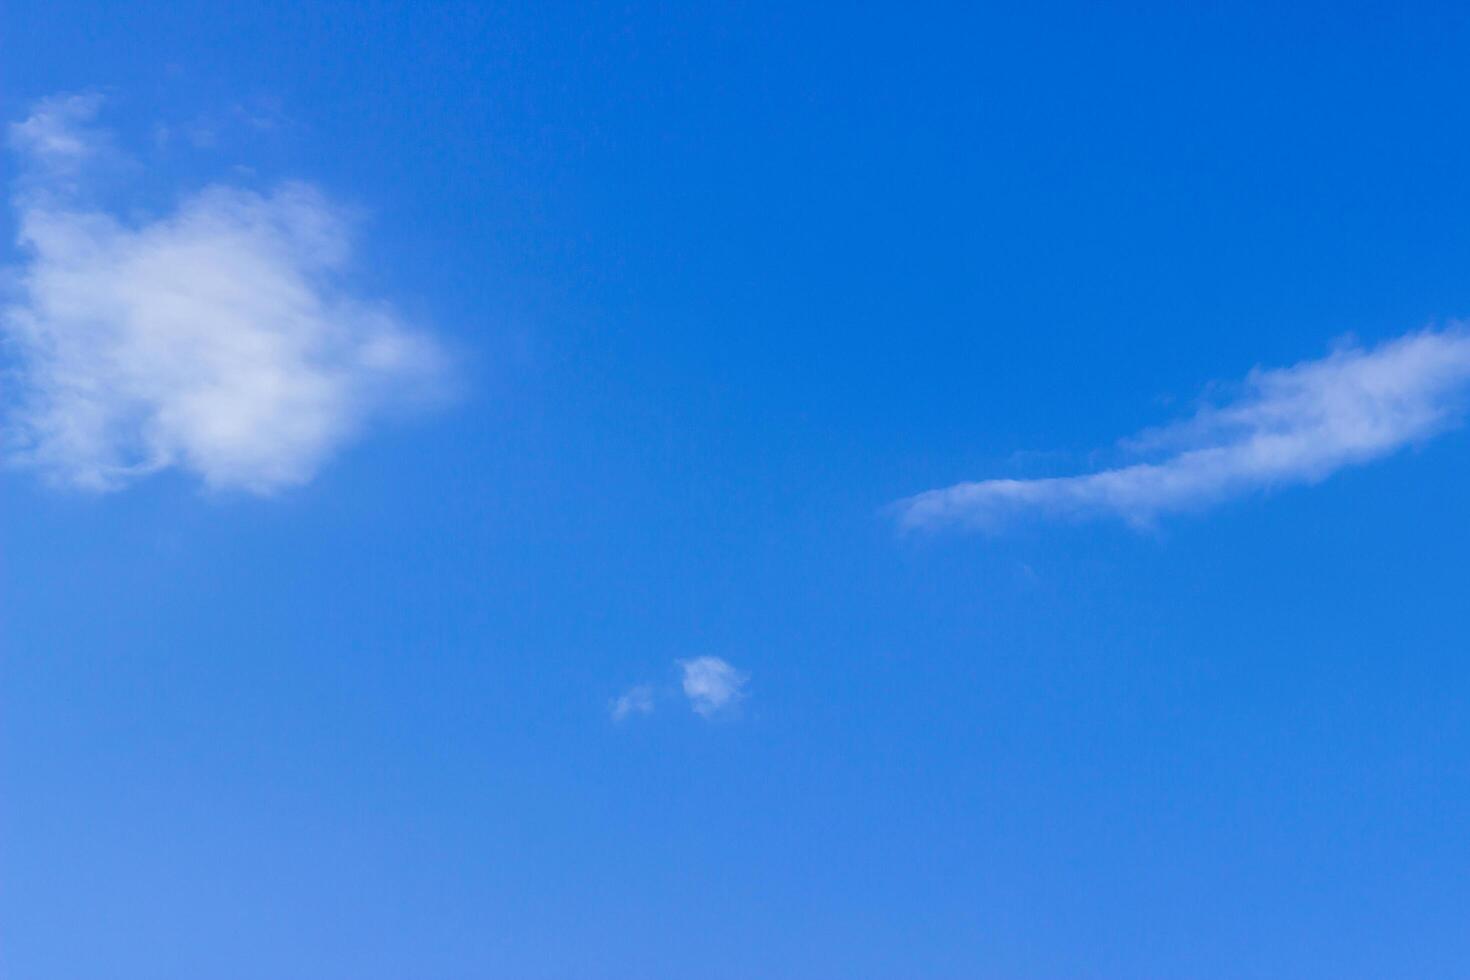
[6,3,1470,977]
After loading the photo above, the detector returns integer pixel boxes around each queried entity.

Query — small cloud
[894,328,1470,531]
[679,656,748,718]
[8,93,110,196]
[612,659,751,722]
[8,92,104,167]
[609,684,655,722]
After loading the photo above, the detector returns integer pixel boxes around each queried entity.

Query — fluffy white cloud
[678,656,748,717]
[609,684,655,721]
[896,329,1470,530]
[3,95,445,493]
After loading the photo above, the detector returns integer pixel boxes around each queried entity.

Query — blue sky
[6,3,1470,977]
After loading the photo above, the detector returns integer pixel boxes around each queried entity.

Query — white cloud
[3,94,446,493]
[8,93,106,173]
[896,328,1470,530]
[611,658,751,721]
[609,684,655,721]
[678,656,748,717]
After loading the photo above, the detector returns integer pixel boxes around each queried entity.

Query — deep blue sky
[6,3,1470,977]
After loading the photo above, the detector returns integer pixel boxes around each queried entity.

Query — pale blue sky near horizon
[6,3,1470,977]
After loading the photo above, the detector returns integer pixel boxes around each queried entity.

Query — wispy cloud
[2,94,446,493]
[609,684,655,721]
[678,656,748,717]
[9,93,107,173]
[611,658,750,721]
[895,328,1470,530]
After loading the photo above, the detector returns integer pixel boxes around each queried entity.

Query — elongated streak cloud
[896,329,1470,530]
[3,94,445,493]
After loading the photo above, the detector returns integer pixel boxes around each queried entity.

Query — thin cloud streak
[896,329,1470,530]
